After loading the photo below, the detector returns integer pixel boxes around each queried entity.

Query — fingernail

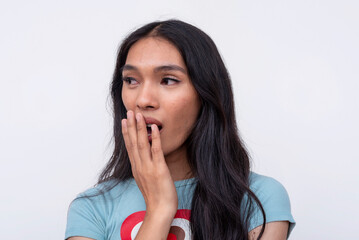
[127,110,132,119]
[122,119,127,128]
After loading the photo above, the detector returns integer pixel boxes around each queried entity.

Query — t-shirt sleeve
[248,174,296,237]
[65,196,106,240]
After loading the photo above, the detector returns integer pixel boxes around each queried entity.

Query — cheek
[121,89,133,110]
[169,95,200,132]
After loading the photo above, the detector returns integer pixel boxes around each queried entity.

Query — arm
[248,221,289,240]
[122,111,178,239]
[66,112,175,240]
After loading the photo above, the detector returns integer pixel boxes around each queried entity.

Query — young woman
[65,20,295,240]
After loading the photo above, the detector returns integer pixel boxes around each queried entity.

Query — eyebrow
[121,64,187,74]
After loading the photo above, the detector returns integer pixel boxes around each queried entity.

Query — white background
[1,0,358,239]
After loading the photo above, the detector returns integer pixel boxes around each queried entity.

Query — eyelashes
[161,77,180,85]
[122,76,180,86]
[123,77,138,85]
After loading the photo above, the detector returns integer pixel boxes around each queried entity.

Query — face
[121,37,201,157]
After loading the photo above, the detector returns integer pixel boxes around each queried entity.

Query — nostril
[136,104,156,110]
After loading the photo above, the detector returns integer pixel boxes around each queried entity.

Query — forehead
[125,37,186,69]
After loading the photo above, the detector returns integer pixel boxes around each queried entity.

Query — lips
[143,117,163,134]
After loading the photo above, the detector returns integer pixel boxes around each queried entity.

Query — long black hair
[99,19,266,240]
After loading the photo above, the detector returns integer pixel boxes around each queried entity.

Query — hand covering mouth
[144,117,163,135]
[146,124,162,135]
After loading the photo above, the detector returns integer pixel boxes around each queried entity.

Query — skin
[121,37,201,239]
[121,37,201,182]
[68,37,289,240]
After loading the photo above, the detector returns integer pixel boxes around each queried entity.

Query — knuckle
[151,145,162,154]
[129,140,137,149]
[137,141,146,149]
[136,123,144,131]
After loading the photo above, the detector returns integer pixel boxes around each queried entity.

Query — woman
[65,20,295,240]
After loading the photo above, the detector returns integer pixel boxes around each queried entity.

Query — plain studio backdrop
[1,0,358,239]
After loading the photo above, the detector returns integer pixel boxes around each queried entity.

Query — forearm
[135,211,175,240]
[123,112,178,239]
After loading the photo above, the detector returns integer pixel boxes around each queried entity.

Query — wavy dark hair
[99,19,266,240]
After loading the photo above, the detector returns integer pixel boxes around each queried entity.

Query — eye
[123,77,138,85]
[162,77,180,85]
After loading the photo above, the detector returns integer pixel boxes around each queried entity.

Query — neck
[164,144,193,181]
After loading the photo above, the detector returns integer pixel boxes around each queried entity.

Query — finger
[121,118,135,168]
[135,113,152,162]
[150,124,165,164]
[126,111,141,165]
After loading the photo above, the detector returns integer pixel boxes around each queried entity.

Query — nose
[136,82,159,110]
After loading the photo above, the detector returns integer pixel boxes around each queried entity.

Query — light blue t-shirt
[65,172,295,240]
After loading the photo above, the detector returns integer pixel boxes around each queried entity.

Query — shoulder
[69,178,136,210]
[76,178,136,199]
[248,172,296,236]
[249,172,290,204]
[67,179,125,218]
[65,178,137,240]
